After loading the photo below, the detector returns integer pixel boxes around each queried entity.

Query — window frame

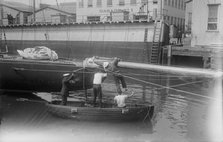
[175,0,177,8]
[119,0,125,6]
[96,0,102,7]
[130,0,137,5]
[87,16,101,22]
[88,0,93,8]
[79,0,84,8]
[164,0,167,5]
[207,4,219,31]
[107,0,112,7]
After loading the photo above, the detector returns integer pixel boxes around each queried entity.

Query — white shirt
[93,72,107,85]
[114,95,128,107]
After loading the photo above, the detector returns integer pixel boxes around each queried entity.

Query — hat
[103,62,109,68]
[63,73,70,77]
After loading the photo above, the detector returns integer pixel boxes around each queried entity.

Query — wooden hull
[0,56,94,92]
[46,101,154,122]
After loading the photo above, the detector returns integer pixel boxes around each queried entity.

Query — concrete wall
[191,0,223,47]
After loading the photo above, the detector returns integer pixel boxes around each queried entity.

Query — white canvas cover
[17,46,58,60]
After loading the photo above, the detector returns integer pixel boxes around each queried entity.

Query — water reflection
[0,92,2,125]
[0,74,221,142]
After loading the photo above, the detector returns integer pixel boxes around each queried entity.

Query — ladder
[150,21,162,64]
[143,28,149,63]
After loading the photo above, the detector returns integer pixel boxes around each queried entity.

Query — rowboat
[46,101,154,122]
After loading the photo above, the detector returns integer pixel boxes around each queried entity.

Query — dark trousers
[61,86,69,105]
[93,84,102,106]
[114,75,127,95]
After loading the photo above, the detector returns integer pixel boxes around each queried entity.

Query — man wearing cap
[93,69,107,107]
[60,73,78,105]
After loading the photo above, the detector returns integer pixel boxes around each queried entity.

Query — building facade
[162,0,186,30]
[0,1,32,25]
[28,2,76,24]
[28,6,76,24]
[191,0,223,47]
[76,0,185,29]
[184,0,192,33]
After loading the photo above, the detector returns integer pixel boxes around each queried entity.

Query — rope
[103,69,220,101]
[143,107,151,122]
[154,80,204,90]
[123,74,219,101]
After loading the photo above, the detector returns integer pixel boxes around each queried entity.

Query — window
[168,0,170,6]
[175,0,177,8]
[164,0,167,5]
[207,5,219,30]
[171,16,173,24]
[153,8,158,19]
[119,0,125,6]
[178,0,181,9]
[141,0,147,5]
[107,0,112,6]
[97,0,102,7]
[153,0,158,4]
[131,0,136,5]
[174,17,177,25]
[172,0,174,7]
[181,0,184,9]
[88,0,93,7]
[79,0,84,8]
[87,16,100,22]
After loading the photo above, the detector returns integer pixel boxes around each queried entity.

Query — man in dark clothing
[60,73,78,105]
[113,72,127,95]
[103,58,127,95]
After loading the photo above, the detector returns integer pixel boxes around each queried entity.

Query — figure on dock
[114,89,134,108]
[60,73,79,106]
[177,30,183,45]
[93,69,107,107]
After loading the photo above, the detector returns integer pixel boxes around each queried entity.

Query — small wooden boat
[46,101,154,122]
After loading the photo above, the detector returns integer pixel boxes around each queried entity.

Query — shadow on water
[0,69,219,142]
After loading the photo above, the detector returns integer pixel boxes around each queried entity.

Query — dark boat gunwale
[46,101,154,122]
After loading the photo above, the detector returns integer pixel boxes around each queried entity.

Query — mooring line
[118,73,220,101]
[154,80,204,90]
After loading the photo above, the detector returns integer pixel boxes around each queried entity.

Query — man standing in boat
[114,89,134,108]
[61,73,79,106]
[93,69,107,107]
